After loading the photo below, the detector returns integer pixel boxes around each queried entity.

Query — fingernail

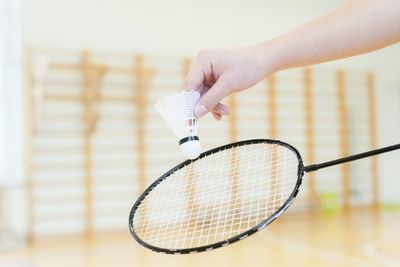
[219,106,230,115]
[195,104,207,118]
[212,112,222,121]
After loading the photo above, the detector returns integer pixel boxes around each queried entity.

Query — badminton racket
[129,139,400,254]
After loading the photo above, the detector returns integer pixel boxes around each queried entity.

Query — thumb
[194,75,232,118]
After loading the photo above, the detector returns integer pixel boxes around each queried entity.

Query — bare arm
[185,0,400,119]
[267,0,400,71]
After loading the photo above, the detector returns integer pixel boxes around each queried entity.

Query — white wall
[21,0,400,203]
[22,0,343,55]
[1,0,25,239]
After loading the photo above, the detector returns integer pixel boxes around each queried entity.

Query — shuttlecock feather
[155,90,201,159]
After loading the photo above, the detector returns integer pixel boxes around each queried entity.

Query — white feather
[155,91,200,139]
[155,91,201,159]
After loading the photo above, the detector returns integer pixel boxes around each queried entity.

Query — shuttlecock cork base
[155,90,202,159]
[178,136,201,160]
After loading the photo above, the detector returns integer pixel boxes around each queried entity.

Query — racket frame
[129,139,305,254]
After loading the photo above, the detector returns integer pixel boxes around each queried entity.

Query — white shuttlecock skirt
[155,91,201,159]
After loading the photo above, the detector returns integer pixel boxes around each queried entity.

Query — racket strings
[132,143,299,250]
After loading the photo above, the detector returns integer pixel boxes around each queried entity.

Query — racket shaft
[304,143,400,173]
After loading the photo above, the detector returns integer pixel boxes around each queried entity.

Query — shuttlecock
[155,90,201,159]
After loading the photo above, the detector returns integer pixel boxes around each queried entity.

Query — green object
[381,203,400,211]
[319,192,339,215]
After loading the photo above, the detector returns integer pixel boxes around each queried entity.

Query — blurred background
[1,0,400,266]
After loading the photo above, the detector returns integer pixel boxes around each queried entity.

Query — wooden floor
[1,209,400,267]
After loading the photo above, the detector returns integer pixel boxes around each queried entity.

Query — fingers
[194,75,232,118]
[197,80,230,120]
[211,112,222,121]
[209,103,230,121]
[213,103,230,116]
[184,50,232,120]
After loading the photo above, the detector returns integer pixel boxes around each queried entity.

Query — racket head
[129,139,305,254]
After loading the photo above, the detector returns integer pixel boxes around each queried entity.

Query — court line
[261,232,375,267]
[364,239,400,267]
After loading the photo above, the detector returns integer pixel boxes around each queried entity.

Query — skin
[184,0,400,120]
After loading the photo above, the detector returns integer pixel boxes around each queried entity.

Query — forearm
[263,0,400,73]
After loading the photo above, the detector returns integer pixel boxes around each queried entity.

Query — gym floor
[1,208,399,267]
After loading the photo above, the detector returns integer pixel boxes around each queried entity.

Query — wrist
[254,39,283,76]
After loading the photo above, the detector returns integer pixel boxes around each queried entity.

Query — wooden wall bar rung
[43,95,82,101]
[32,162,139,170]
[50,63,155,76]
[32,180,84,187]
[31,47,185,62]
[44,94,138,102]
[33,212,85,221]
[33,197,85,205]
[93,207,134,215]
[34,131,84,136]
[33,148,82,154]
[33,193,137,205]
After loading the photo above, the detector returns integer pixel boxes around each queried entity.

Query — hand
[184,44,273,120]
